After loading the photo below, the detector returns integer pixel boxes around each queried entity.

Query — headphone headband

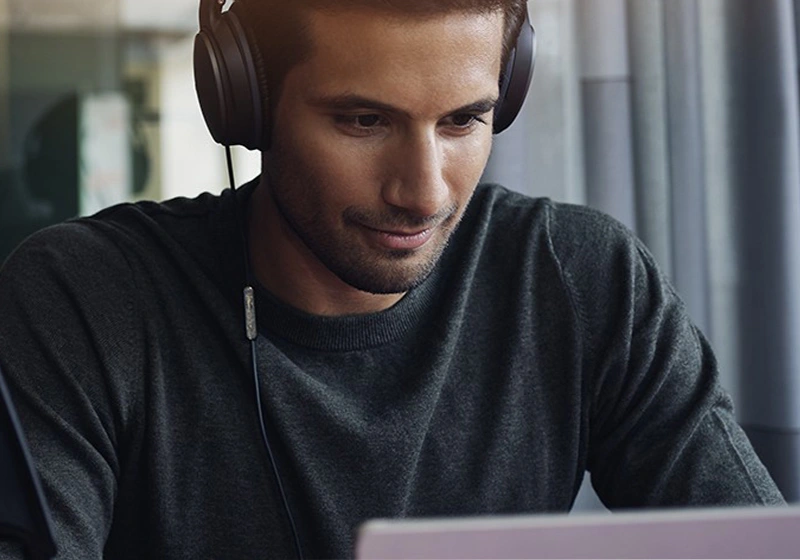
[199,0,220,31]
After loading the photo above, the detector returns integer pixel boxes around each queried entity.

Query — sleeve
[0,221,142,559]
[549,204,785,508]
[0,542,24,559]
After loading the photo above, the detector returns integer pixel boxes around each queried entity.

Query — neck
[246,176,404,317]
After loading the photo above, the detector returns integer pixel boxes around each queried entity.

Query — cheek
[286,131,378,203]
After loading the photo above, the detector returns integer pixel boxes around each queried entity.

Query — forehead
[288,8,505,116]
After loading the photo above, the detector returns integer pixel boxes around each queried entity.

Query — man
[0,0,784,558]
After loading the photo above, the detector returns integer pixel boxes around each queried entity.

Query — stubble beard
[266,154,462,296]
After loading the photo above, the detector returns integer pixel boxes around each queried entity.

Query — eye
[354,114,382,128]
[441,113,489,134]
[333,113,390,137]
[451,114,481,127]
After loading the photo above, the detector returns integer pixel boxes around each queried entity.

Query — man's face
[265,8,504,295]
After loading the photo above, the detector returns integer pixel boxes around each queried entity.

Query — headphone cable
[225,146,305,560]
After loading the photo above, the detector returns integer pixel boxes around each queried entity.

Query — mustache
[343,204,458,230]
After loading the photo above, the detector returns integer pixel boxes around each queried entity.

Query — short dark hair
[233,0,527,133]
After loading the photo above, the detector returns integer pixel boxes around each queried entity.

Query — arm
[549,204,784,508]
[0,542,25,559]
[0,222,141,559]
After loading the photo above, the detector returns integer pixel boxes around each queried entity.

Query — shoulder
[1,219,132,290]
[466,183,550,227]
[4,187,227,254]
[469,183,630,232]
[6,187,238,287]
[0,220,145,411]
[466,183,645,269]
[544,200,650,277]
[87,189,234,249]
[464,184,676,330]
[0,188,231,324]
[0,220,141,358]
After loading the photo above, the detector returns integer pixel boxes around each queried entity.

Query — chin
[334,255,441,295]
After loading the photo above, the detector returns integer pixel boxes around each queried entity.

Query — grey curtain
[485,0,800,504]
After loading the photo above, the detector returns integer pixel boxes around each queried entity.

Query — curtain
[484,0,800,504]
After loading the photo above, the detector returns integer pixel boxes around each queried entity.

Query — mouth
[361,224,436,251]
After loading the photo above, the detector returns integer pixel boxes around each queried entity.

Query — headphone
[193,0,537,150]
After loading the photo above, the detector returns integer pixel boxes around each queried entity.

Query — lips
[361,225,436,251]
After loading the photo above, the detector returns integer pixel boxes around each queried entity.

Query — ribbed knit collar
[253,273,440,351]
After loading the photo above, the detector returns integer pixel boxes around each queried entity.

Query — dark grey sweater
[0,183,783,559]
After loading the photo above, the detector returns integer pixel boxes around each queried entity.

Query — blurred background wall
[0,0,260,258]
[1,0,798,509]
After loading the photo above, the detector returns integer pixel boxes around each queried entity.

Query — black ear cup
[194,0,265,150]
[494,9,537,134]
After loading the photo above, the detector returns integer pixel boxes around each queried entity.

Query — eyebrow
[307,93,499,119]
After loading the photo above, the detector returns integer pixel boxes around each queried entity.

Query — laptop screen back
[356,505,800,559]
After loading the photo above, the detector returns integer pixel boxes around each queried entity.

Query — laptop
[355,504,800,559]
[0,364,57,559]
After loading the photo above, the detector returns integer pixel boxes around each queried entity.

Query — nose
[382,130,450,219]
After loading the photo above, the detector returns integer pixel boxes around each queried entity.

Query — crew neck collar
[253,274,440,351]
